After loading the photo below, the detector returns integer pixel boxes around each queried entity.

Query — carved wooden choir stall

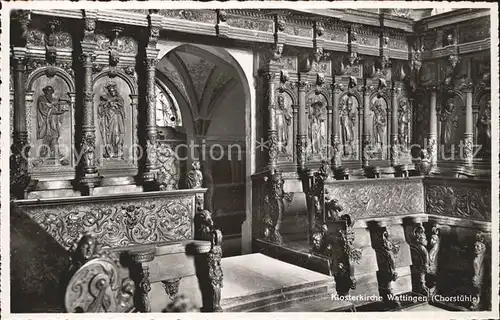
[9,8,492,313]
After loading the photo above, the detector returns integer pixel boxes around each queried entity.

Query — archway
[155,43,254,256]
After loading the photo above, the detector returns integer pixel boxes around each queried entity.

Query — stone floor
[220,253,449,312]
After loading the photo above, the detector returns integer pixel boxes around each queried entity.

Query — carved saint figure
[36,85,70,159]
[398,100,410,150]
[309,101,327,155]
[439,99,459,149]
[340,97,356,155]
[185,161,203,189]
[372,99,387,151]
[98,80,125,159]
[276,94,293,154]
[476,101,491,155]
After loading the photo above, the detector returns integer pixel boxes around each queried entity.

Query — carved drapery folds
[194,210,224,312]
[65,234,135,313]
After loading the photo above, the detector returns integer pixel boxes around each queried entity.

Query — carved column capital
[363,84,376,96]
[331,83,345,94]
[298,80,309,91]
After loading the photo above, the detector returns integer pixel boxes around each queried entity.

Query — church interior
[8,8,492,313]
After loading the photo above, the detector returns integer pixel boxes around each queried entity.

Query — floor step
[220,253,335,312]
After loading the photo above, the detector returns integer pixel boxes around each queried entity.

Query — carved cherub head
[77,234,96,261]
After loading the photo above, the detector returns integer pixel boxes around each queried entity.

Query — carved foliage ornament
[25,196,194,250]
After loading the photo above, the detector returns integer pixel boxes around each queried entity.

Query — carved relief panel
[26,69,75,172]
[339,94,360,159]
[437,93,465,157]
[412,92,429,149]
[369,95,389,159]
[275,92,294,161]
[307,92,329,160]
[93,75,136,169]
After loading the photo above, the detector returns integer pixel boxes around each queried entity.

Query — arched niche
[397,96,412,151]
[93,70,137,169]
[436,90,465,156]
[275,91,294,160]
[26,67,76,173]
[155,79,182,128]
[306,91,329,159]
[339,93,361,159]
[369,94,389,159]
[412,89,430,148]
[474,89,491,146]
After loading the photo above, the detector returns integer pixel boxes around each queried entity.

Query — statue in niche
[275,94,293,154]
[476,101,491,156]
[309,101,327,155]
[185,161,203,189]
[398,99,410,151]
[98,80,125,159]
[439,99,459,151]
[340,96,356,156]
[36,85,70,162]
[371,98,387,152]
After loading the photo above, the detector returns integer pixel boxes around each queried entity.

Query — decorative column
[265,69,279,170]
[79,11,101,195]
[362,83,373,168]
[297,77,308,171]
[130,249,155,312]
[462,83,474,167]
[142,11,162,187]
[390,83,399,167]
[428,87,438,167]
[331,82,343,169]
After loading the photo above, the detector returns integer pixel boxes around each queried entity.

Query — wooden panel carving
[93,75,136,168]
[157,9,216,23]
[226,16,273,32]
[425,179,491,222]
[307,92,329,159]
[15,191,198,250]
[323,178,425,220]
[275,92,294,160]
[370,95,389,159]
[26,68,75,172]
[339,94,360,159]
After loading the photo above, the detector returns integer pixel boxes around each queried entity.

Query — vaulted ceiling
[156,44,240,132]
